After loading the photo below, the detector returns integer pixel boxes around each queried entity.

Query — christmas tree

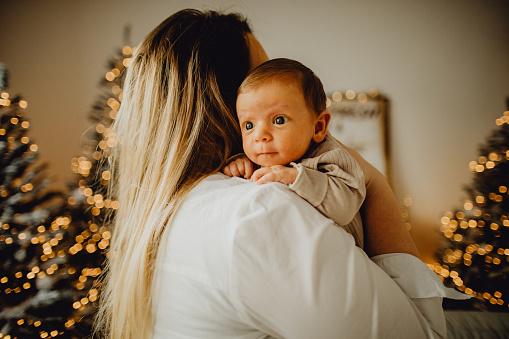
[433,107,509,312]
[0,65,76,338]
[60,45,134,336]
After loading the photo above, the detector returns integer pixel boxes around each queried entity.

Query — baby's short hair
[238,58,326,115]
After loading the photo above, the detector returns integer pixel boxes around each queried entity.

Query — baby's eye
[244,122,254,130]
[274,116,288,125]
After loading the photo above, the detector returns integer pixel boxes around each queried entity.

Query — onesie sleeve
[289,139,366,225]
[229,185,464,339]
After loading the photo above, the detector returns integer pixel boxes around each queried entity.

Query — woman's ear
[312,110,331,143]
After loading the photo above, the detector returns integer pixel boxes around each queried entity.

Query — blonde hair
[94,9,251,338]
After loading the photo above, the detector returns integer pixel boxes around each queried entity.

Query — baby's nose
[254,125,272,142]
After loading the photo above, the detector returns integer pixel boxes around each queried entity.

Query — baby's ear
[313,110,331,143]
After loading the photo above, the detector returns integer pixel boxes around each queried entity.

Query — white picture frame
[326,90,389,178]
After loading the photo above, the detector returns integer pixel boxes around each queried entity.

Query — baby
[224,58,365,248]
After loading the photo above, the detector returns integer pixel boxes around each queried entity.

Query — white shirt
[153,173,467,338]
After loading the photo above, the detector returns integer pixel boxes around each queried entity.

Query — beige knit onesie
[289,134,365,248]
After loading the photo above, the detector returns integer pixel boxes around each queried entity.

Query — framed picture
[326,90,389,178]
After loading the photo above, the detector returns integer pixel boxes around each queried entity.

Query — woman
[95,8,466,339]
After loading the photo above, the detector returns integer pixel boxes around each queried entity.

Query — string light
[433,109,509,310]
[2,44,134,338]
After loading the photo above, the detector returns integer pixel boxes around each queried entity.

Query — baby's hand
[251,165,298,186]
[223,157,254,179]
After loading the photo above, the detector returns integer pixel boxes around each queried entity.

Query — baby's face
[236,80,317,167]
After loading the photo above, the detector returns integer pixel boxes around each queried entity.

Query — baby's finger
[251,167,269,182]
[256,172,277,185]
[223,166,232,176]
[243,160,254,179]
[230,164,241,178]
[236,161,246,177]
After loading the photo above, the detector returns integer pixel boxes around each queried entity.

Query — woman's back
[152,174,432,338]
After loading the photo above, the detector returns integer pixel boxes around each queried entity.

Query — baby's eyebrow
[267,102,292,112]
[237,103,293,121]
[236,111,251,121]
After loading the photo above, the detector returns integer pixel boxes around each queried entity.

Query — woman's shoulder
[186,173,336,238]
[199,173,327,217]
[165,173,341,284]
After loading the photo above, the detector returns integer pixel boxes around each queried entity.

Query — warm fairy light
[107,98,120,110]
[357,93,368,103]
[83,188,93,197]
[98,140,107,150]
[368,88,379,97]
[0,45,134,336]
[112,85,122,95]
[96,124,105,134]
[101,171,111,180]
[332,91,342,102]
[106,137,116,147]
[123,58,132,67]
[122,46,132,56]
[345,90,355,100]
[105,72,115,81]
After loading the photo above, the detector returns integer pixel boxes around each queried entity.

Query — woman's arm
[339,143,420,258]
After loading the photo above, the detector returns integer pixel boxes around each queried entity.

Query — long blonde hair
[94,9,251,338]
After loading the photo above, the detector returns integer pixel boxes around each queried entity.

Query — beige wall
[1,0,508,262]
